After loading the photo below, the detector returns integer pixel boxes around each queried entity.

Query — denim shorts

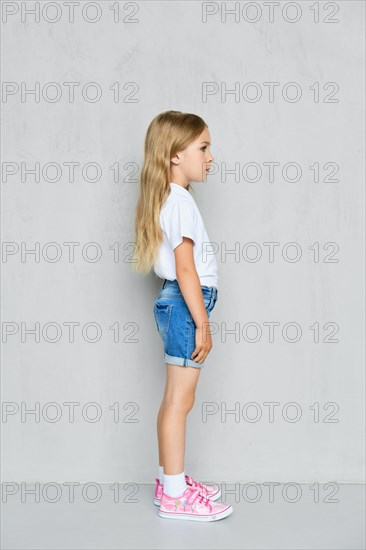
[153,279,218,368]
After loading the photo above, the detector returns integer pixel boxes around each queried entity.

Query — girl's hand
[191,324,212,364]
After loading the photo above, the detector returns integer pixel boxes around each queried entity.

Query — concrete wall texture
[2,0,365,484]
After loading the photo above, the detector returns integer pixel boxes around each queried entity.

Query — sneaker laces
[186,476,208,497]
[186,487,212,512]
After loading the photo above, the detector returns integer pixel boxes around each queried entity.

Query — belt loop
[162,279,167,289]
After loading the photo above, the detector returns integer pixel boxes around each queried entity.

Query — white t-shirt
[153,182,218,288]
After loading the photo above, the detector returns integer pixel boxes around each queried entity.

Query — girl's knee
[163,393,195,413]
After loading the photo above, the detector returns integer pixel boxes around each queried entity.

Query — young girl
[132,111,233,522]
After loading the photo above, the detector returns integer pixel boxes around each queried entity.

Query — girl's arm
[175,237,212,364]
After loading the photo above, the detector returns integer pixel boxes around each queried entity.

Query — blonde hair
[131,110,207,274]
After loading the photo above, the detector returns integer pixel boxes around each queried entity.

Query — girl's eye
[201,147,207,151]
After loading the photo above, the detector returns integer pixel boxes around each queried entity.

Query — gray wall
[2,1,364,484]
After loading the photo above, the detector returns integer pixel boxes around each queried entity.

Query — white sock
[159,465,164,485]
[163,471,187,498]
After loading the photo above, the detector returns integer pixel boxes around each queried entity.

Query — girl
[132,111,233,522]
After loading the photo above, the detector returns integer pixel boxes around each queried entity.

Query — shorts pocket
[153,302,173,339]
[204,294,215,314]
[203,297,211,309]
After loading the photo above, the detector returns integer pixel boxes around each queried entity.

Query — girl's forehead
[194,129,211,143]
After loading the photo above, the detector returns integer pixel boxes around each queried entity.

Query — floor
[1,482,365,549]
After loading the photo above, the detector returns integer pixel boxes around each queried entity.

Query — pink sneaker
[158,485,233,522]
[153,474,221,505]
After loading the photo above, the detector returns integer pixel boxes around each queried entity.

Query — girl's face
[171,127,215,184]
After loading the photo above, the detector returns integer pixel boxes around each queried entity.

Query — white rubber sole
[158,504,233,522]
[154,489,222,506]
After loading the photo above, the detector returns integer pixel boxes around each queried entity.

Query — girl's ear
[171,153,180,166]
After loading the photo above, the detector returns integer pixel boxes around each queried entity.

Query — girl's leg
[157,363,201,474]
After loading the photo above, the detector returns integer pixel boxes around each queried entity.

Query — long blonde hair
[131,110,207,274]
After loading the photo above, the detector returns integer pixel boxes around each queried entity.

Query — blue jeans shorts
[153,279,218,368]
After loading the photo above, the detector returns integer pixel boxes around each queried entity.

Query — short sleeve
[162,199,196,251]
